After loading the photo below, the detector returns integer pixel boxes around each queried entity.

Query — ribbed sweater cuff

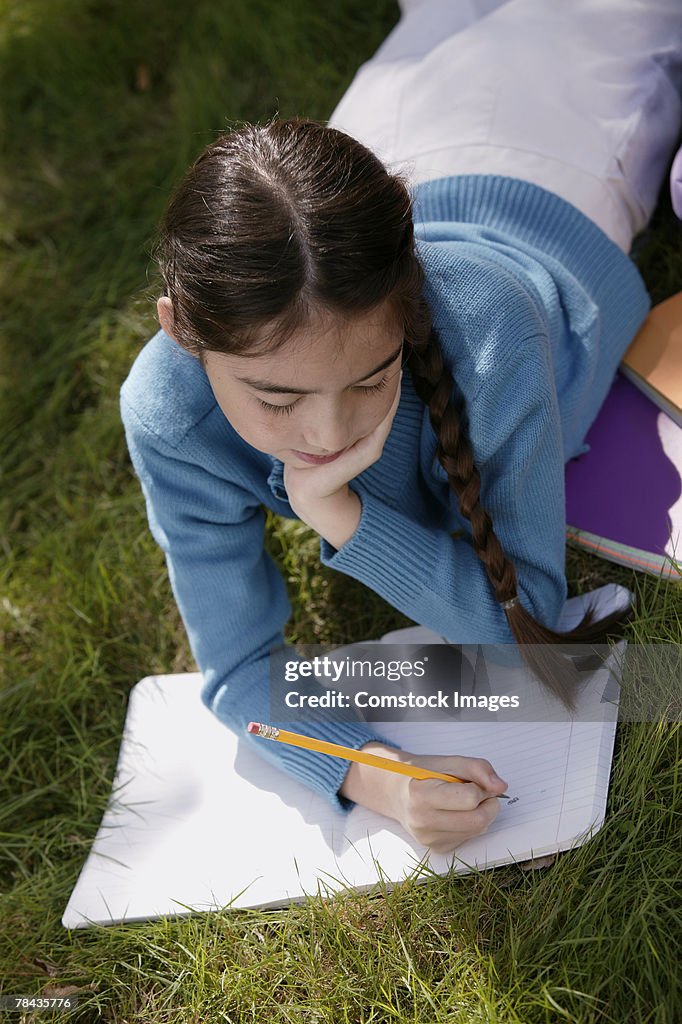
[252,719,403,816]
[320,489,433,604]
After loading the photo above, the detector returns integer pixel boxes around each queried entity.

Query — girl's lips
[293,448,346,465]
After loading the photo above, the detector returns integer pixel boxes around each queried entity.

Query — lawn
[1,1,680,1021]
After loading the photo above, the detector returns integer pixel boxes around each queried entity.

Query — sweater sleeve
[120,397,401,815]
[319,274,569,644]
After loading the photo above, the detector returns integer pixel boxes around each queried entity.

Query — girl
[120,0,682,855]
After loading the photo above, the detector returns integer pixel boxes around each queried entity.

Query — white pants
[328,0,682,253]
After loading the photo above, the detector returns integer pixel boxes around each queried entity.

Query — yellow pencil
[247,722,510,798]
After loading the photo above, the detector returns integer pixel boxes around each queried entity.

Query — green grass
[1,1,680,1021]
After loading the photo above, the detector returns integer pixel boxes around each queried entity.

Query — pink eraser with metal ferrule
[247,722,260,734]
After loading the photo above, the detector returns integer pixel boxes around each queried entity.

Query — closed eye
[258,374,391,416]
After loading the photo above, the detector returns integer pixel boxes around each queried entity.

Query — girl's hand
[282,370,402,547]
[340,744,508,856]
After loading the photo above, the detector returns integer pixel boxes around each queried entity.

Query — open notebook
[62,585,630,929]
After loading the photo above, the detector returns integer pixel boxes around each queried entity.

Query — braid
[407,298,632,711]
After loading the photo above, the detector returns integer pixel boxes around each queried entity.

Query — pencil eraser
[247,722,260,734]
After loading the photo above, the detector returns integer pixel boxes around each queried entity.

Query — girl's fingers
[414,778,493,812]
[350,373,402,455]
[412,795,501,837]
[409,756,507,800]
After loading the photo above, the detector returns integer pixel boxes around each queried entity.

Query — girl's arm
[318,340,568,645]
[318,260,571,646]
[120,393,510,849]
[119,395,402,815]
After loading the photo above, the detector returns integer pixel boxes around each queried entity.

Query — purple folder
[565,372,682,579]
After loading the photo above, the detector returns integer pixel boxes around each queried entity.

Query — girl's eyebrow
[237,341,404,395]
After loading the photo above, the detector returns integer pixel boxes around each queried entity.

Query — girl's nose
[303,407,354,455]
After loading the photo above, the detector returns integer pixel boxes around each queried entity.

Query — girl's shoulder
[120,329,217,449]
[415,236,550,383]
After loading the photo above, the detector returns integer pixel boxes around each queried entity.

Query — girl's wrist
[307,486,361,550]
[339,742,408,820]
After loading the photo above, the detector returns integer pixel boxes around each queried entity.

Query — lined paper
[62,585,628,929]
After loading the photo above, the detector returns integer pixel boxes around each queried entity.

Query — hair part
[153,115,415,360]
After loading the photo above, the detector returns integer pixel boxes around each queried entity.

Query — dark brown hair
[153,116,630,710]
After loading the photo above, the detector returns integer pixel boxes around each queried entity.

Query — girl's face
[167,300,404,466]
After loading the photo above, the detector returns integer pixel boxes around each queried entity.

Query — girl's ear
[157,296,178,342]
[156,295,203,363]
[155,296,192,352]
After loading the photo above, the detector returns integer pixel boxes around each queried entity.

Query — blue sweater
[120,175,650,815]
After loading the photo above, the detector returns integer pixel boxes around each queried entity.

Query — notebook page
[62,642,619,928]
[350,715,617,872]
